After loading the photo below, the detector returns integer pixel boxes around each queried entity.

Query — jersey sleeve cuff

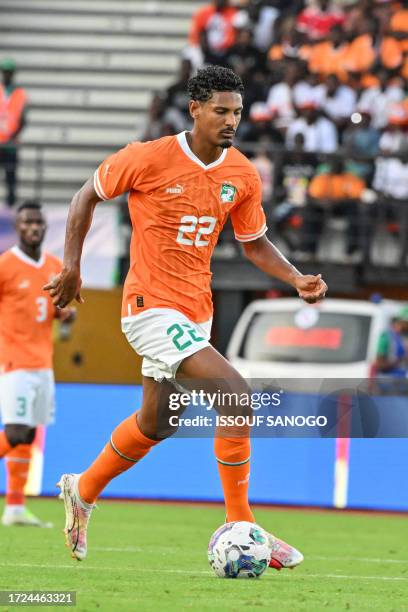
[93,169,110,201]
[234,224,267,243]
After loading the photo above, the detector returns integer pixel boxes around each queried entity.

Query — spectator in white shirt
[266,61,300,129]
[235,1,279,51]
[286,103,338,153]
[266,62,326,131]
[372,120,408,264]
[293,72,326,110]
[320,74,357,130]
[357,69,404,129]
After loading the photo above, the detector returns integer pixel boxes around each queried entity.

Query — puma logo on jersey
[166,184,184,194]
[18,279,30,289]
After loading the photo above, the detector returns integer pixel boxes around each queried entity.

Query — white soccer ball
[208,521,271,578]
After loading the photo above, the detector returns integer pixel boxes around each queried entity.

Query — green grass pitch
[0,498,407,611]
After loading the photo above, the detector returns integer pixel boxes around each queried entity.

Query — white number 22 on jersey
[176,215,216,247]
[35,296,48,322]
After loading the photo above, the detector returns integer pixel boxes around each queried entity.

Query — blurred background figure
[286,101,338,153]
[273,132,316,251]
[357,68,404,130]
[0,59,27,207]
[374,307,408,381]
[0,201,75,527]
[342,111,380,182]
[372,105,408,266]
[188,0,238,67]
[165,59,194,131]
[238,0,279,52]
[137,91,182,142]
[296,0,344,41]
[298,157,366,262]
[319,73,356,135]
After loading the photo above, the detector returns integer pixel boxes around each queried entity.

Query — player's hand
[55,305,77,322]
[294,274,327,304]
[43,268,84,308]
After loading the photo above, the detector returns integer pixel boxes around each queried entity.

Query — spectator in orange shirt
[0,59,28,207]
[402,54,408,78]
[390,1,408,56]
[298,158,366,261]
[189,0,238,64]
[380,33,404,71]
[308,24,349,81]
[342,18,377,75]
[390,3,408,37]
[268,27,311,67]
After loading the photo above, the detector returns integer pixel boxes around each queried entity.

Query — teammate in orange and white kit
[0,201,75,527]
[45,66,327,564]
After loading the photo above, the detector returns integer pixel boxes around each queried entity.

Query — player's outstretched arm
[43,177,102,308]
[242,235,327,304]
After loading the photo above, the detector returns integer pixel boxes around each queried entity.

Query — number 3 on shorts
[16,396,27,417]
[167,323,205,352]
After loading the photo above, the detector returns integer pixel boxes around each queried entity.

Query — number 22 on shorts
[167,323,205,351]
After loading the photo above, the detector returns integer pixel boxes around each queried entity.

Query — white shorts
[0,369,56,427]
[121,308,212,381]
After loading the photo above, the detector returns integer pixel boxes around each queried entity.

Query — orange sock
[0,430,12,458]
[79,412,160,504]
[214,431,254,523]
[5,444,31,506]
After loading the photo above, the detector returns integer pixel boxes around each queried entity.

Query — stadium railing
[2,142,408,279]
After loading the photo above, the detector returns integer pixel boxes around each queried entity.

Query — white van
[227,298,403,379]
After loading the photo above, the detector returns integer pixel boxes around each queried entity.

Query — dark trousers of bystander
[0,146,18,207]
[374,197,408,266]
[300,198,363,257]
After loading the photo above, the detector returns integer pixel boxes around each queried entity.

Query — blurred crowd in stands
[140,0,408,265]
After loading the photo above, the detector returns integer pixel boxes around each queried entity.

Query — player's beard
[220,139,233,149]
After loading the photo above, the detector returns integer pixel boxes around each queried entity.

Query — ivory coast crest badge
[220,183,237,204]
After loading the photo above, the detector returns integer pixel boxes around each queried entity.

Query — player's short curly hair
[187,65,244,102]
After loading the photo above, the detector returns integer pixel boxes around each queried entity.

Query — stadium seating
[0,0,204,203]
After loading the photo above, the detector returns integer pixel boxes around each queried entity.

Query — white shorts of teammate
[122,308,212,382]
[0,369,56,427]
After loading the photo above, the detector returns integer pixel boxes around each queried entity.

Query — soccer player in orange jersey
[45,66,327,564]
[0,201,75,526]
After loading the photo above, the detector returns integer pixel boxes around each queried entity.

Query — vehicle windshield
[239,309,372,364]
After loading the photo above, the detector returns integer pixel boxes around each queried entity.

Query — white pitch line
[92,546,143,553]
[291,574,408,582]
[44,545,408,564]
[90,549,408,564]
[309,556,408,565]
[0,562,406,582]
[0,562,211,575]
[73,548,408,564]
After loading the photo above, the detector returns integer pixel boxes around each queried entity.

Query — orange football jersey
[94,132,267,323]
[0,247,62,372]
